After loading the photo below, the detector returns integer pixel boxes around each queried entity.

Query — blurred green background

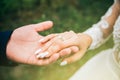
[0,0,114,80]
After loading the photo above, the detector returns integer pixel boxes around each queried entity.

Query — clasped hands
[35,30,92,66]
[7,21,92,66]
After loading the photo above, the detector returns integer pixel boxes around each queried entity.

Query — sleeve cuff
[0,31,18,66]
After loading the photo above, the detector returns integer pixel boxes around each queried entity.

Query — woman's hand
[35,31,92,65]
[60,33,92,66]
[35,31,80,57]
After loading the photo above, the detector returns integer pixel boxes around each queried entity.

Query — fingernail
[60,61,67,66]
[38,38,44,43]
[35,49,42,55]
[37,52,49,58]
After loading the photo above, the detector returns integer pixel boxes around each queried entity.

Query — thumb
[60,49,87,66]
[34,21,53,32]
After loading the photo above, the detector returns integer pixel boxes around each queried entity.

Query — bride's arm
[82,1,120,50]
[61,2,120,65]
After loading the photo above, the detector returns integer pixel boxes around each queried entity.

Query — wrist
[77,33,92,49]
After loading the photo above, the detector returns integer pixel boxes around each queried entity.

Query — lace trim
[83,6,113,50]
[113,16,120,44]
[83,24,104,50]
[113,16,120,64]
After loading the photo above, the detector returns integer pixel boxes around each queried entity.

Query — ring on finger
[57,35,65,41]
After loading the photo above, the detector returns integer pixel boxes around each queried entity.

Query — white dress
[69,3,120,80]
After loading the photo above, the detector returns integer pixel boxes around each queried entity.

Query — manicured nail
[60,61,67,66]
[37,52,49,58]
[35,49,42,55]
[38,38,44,43]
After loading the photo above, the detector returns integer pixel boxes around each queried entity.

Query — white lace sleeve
[83,6,113,50]
[113,16,120,64]
[83,25,103,50]
[83,23,111,50]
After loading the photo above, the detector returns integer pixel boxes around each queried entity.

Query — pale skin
[6,21,57,66]
[6,21,79,66]
[36,2,120,65]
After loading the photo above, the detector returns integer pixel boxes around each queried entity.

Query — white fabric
[114,0,120,3]
[69,49,120,80]
[101,6,113,21]
[69,16,120,80]
[83,23,104,50]
[83,5,113,50]
[70,1,120,80]
[113,16,120,65]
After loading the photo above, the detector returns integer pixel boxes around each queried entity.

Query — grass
[0,0,113,80]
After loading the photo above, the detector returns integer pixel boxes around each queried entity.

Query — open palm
[7,21,59,66]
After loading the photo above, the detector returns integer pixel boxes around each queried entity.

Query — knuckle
[50,45,60,53]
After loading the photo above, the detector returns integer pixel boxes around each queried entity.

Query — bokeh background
[0,0,114,80]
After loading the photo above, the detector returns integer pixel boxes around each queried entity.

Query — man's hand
[6,21,60,66]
